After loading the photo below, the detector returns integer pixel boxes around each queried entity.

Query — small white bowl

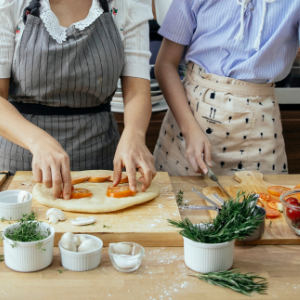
[2,222,55,272]
[0,190,32,220]
[59,235,103,272]
[184,237,235,273]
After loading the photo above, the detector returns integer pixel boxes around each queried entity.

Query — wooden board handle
[234,171,264,185]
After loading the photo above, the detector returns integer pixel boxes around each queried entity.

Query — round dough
[32,170,159,213]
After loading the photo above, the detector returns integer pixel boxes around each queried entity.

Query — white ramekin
[0,190,32,220]
[2,222,55,272]
[184,237,235,273]
[59,235,103,272]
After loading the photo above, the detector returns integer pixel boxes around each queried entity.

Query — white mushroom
[71,217,95,226]
[73,235,87,247]
[60,232,77,252]
[110,243,132,255]
[46,208,66,224]
[17,191,29,203]
[78,239,98,253]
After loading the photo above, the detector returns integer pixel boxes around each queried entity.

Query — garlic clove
[71,217,95,226]
[17,191,29,203]
[111,243,132,255]
[78,239,98,253]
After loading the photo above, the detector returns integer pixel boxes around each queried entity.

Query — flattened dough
[32,170,160,213]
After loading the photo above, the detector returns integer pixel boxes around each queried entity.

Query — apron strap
[99,0,110,13]
[23,0,41,24]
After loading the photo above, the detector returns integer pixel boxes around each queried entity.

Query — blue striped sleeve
[158,0,196,46]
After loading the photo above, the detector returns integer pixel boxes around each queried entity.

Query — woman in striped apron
[154,0,299,176]
[0,0,156,198]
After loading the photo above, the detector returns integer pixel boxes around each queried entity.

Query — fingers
[113,160,122,186]
[42,167,52,189]
[138,165,156,192]
[61,158,71,200]
[52,166,62,198]
[33,165,42,183]
[204,142,212,167]
[126,162,137,192]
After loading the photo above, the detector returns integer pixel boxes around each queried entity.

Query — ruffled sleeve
[119,0,153,80]
[0,0,16,78]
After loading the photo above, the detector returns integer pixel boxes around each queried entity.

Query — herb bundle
[168,191,264,243]
[191,269,268,296]
[5,215,50,244]
[176,190,184,206]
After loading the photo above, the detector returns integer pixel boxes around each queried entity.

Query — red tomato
[70,188,93,199]
[285,197,299,205]
[286,207,300,223]
[294,184,300,200]
[259,193,274,202]
[71,176,90,185]
[265,207,281,218]
[108,174,129,184]
[267,201,282,212]
[268,186,291,197]
[106,185,136,198]
[87,175,110,183]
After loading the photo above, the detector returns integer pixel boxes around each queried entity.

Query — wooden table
[1,175,300,300]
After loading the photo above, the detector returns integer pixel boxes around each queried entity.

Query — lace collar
[39,0,104,44]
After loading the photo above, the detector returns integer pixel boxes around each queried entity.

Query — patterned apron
[0,1,124,174]
[154,62,288,176]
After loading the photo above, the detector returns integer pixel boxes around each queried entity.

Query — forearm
[0,79,53,152]
[121,77,152,139]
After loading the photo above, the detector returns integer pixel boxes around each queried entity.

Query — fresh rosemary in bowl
[5,215,50,244]
[168,191,264,244]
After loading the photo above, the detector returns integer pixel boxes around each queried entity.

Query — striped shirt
[159,0,300,84]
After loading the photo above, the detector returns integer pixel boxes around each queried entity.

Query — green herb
[176,190,184,206]
[0,217,4,222]
[0,255,4,262]
[103,225,110,228]
[269,220,272,227]
[57,269,68,274]
[21,212,37,222]
[36,241,46,251]
[5,215,50,244]
[168,191,264,244]
[191,269,268,296]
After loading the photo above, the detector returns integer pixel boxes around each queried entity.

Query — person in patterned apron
[0,0,156,199]
[154,0,300,176]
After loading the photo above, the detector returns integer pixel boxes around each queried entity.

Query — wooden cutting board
[202,171,300,245]
[0,171,183,247]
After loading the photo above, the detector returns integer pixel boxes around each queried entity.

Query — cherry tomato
[286,207,300,222]
[87,176,110,183]
[268,186,291,197]
[71,176,90,185]
[70,188,93,199]
[285,197,299,205]
[106,185,136,198]
[108,174,129,184]
[265,207,281,218]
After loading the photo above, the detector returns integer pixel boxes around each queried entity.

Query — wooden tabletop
[1,174,300,300]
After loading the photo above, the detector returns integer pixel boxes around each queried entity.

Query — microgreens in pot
[168,191,264,244]
[5,214,50,249]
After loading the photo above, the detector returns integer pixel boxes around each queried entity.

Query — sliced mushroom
[17,191,30,203]
[46,208,66,224]
[71,217,95,226]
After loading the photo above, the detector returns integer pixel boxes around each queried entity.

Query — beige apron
[153,62,288,176]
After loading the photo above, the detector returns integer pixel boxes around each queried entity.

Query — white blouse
[0,0,153,80]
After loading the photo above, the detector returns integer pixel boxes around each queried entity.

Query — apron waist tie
[10,101,111,115]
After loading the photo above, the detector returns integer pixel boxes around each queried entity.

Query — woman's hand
[183,124,212,174]
[30,137,72,199]
[113,129,156,192]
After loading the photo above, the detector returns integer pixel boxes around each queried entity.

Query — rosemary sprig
[0,255,4,262]
[191,269,268,296]
[176,190,184,206]
[168,191,264,243]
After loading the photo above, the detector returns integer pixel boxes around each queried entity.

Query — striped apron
[154,62,288,176]
[0,1,124,174]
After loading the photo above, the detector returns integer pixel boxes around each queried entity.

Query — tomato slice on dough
[265,207,281,218]
[106,186,136,198]
[71,176,90,185]
[267,186,291,197]
[87,176,110,183]
[108,174,129,184]
[70,188,93,199]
